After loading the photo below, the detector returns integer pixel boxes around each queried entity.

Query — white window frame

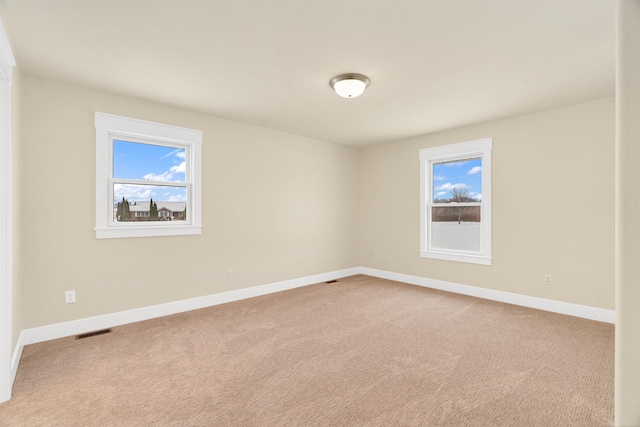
[95,112,202,239]
[420,138,492,265]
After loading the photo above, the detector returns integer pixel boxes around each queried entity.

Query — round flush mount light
[330,73,370,98]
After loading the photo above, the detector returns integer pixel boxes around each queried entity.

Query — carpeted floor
[0,275,614,426]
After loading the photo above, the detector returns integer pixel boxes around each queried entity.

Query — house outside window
[420,138,492,265]
[95,112,202,239]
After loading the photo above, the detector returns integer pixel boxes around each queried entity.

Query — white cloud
[143,161,185,182]
[468,166,482,175]
[474,193,482,201]
[143,171,171,182]
[436,191,447,197]
[435,182,467,192]
[114,181,188,204]
[114,183,156,202]
[170,161,185,175]
[434,174,446,181]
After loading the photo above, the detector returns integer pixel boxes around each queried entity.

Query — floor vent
[76,329,112,340]
[325,280,339,284]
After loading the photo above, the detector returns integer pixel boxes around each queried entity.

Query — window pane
[114,184,187,222]
[113,140,186,182]
[432,158,482,203]
[431,206,481,251]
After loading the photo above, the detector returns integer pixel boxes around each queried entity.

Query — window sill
[95,225,202,239]
[420,250,492,265]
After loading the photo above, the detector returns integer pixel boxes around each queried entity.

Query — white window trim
[95,112,202,239]
[420,138,492,265]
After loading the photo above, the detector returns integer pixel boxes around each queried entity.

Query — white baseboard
[10,331,23,386]
[359,267,615,324]
[18,265,614,348]
[21,267,360,346]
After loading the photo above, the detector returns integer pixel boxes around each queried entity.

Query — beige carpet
[0,275,614,426]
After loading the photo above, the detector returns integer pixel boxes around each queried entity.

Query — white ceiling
[0,0,615,148]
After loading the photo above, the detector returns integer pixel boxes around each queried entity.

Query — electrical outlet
[226,269,233,279]
[544,275,553,286]
[65,290,76,304]
[387,255,392,263]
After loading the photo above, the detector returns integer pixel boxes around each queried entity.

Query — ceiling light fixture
[330,73,370,98]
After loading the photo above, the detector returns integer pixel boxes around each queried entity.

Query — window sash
[107,132,193,227]
[430,202,481,207]
[426,204,484,254]
[108,179,191,227]
[109,135,191,180]
[106,131,192,227]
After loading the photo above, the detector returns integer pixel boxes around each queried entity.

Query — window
[95,112,202,239]
[420,138,492,265]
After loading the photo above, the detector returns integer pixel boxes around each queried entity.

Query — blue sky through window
[432,157,482,202]
[113,140,187,203]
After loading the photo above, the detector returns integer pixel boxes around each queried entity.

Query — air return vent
[76,329,112,340]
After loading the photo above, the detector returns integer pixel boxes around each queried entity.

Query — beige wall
[11,66,21,352]
[20,74,360,329]
[18,72,616,331]
[359,97,615,310]
[615,0,640,423]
